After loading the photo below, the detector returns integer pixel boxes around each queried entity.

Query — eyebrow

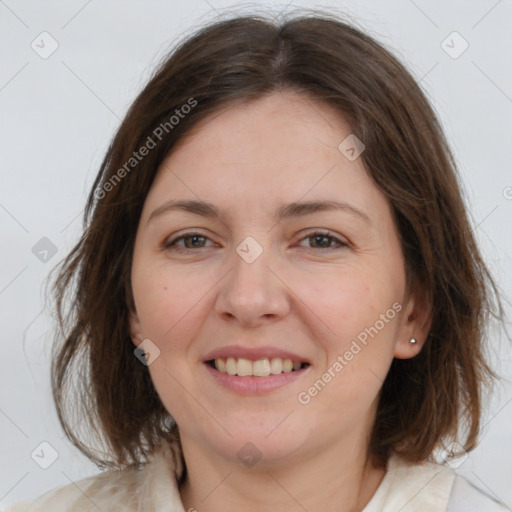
[147,199,371,225]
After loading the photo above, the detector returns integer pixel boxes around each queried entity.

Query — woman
[5,9,508,512]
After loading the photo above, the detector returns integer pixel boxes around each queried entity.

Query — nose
[214,242,291,327]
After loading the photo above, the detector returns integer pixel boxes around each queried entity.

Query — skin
[129,90,431,512]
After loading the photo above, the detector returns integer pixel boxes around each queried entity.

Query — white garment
[362,451,509,512]
[2,439,508,511]
[447,476,510,512]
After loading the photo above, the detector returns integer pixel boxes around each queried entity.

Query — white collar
[106,440,456,512]
[363,453,456,511]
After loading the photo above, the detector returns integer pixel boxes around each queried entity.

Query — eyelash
[163,230,349,253]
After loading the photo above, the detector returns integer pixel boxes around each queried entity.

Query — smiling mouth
[205,357,310,377]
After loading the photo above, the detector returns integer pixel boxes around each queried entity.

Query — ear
[129,310,143,348]
[393,289,432,359]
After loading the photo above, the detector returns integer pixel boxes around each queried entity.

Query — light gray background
[1,0,511,508]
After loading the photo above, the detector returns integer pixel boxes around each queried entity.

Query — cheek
[293,262,402,349]
[291,264,402,425]
[132,262,214,343]
[132,265,215,426]
[293,265,400,388]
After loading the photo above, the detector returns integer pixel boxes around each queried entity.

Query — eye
[297,230,349,250]
[163,232,216,252]
[163,230,349,253]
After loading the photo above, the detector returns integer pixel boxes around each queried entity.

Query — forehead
[141,90,389,225]
[166,90,354,172]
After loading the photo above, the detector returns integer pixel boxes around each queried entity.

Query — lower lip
[203,363,309,395]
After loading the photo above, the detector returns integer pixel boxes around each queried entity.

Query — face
[130,90,429,467]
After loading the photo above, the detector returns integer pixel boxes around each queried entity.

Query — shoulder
[447,474,509,512]
[364,454,509,512]
[2,439,184,512]
[380,456,456,511]
[2,467,141,512]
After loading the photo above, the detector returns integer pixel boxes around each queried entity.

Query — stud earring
[409,337,417,344]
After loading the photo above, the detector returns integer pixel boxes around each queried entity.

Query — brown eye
[298,231,348,250]
[164,233,214,251]
[181,235,207,249]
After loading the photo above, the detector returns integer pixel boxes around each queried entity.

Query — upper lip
[203,345,310,363]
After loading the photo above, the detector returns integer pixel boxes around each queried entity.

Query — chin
[202,417,313,468]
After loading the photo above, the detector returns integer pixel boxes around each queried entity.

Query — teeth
[214,358,226,373]
[270,358,282,374]
[236,358,253,377]
[211,357,306,377]
[253,359,271,377]
[282,359,293,372]
[226,357,237,375]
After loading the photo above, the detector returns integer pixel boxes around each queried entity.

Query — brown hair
[49,8,505,471]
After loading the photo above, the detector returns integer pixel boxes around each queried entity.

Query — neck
[179,434,386,512]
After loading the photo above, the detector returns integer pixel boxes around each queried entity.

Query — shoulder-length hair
[49,9,504,471]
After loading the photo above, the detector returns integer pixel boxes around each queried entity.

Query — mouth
[205,357,310,377]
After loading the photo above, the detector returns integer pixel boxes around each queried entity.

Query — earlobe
[393,291,432,359]
[129,310,143,347]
